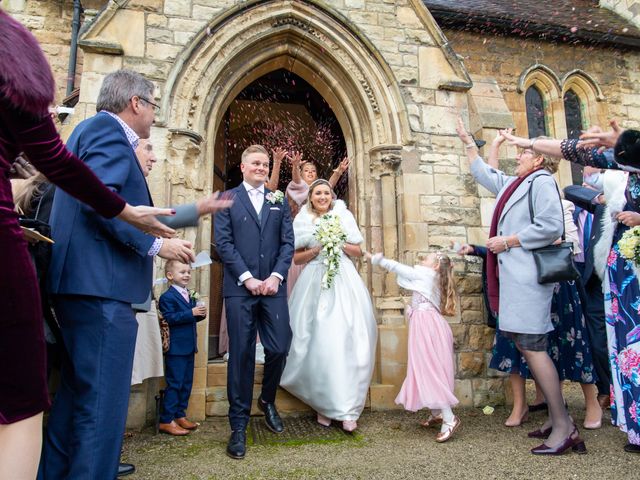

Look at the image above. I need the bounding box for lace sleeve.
[560,139,618,170]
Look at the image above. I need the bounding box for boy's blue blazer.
[158,286,203,355]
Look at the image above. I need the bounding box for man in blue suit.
[214,145,294,459]
[41,70,194,479]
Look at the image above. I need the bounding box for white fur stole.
[593,170,628,281]
[293,200,364,250]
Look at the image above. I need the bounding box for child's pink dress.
[395,291,459,411]
[375,257,458,412]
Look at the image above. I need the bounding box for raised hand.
[579,119,623,149]
[196,191,235,215]
[455,117,473,144]
[494,128,512,145]
[499,130,531,149]
[158,237,195,263]
[287,151,303,168]
[117,204,176,238]
[334,157,350,174]
[272,147,287,164]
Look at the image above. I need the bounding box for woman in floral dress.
[503,129,640,452]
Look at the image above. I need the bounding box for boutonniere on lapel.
[189,290,200,302]
[265,190,285,205]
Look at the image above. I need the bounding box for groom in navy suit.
[214,145,294,459]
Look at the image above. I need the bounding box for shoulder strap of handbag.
[527,174,566,242]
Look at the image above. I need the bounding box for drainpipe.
[66,0,82,96]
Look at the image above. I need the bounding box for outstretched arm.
[288,150,303,185]
[500,131,564,158]
[328,157,350,189]
[265,147,286,191]
[455,117,479,166]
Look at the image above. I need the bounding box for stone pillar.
[368,144,408,409]
[165,128,210,422]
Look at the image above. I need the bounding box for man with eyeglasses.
[41,70,195,479]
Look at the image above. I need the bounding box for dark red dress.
[0,11,126,424]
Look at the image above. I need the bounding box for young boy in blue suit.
[158,260,206,435]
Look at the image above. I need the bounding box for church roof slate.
[423,0,640,48]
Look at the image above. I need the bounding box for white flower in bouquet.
[314,213,347,289]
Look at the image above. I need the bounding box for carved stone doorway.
[208,69,348,360]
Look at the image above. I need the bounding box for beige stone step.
[205,385,313,416]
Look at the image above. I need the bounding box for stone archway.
[162,0,412,417]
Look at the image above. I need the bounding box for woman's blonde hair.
[306,179,335,214]
[13,172,48,215]
[436,253,458,316]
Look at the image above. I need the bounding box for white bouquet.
[314,213,347,289]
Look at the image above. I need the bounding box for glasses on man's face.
[137,96,160,112]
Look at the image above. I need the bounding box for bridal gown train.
[280,201,377,421]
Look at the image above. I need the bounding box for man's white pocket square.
[270,207,281,210]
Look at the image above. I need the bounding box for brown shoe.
[598,395,610,410]
[175,417,200,430]
[159,421,190,436]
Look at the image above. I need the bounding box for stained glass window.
[564,89,585,184]
[525,86,547,138]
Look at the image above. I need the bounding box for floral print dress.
[562,139,640,446]
[489,280,596,384]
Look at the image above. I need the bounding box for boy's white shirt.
[171,284,189,299]
[377,257,441,312]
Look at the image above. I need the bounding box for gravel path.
[122,384,636,479]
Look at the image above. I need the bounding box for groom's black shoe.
[258,396,284,433]
[226,430,246,460]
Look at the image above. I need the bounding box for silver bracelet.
[529,137,538,150]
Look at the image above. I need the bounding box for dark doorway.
[208,69,348,360]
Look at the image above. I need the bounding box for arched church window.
[564,89,584,184]
[525,86,548,138]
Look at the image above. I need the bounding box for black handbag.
[528,176,580,284]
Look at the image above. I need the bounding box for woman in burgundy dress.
[0,11,175,479]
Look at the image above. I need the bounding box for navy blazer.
[158,286,203,356]
[564,185,605,281]
[214,184,294,297]
[48,112,156,304]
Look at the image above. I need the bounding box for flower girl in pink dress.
[370,251,460,442]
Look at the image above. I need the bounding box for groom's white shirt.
[237,181,283,285]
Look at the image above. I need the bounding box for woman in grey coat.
[456,119,585,455]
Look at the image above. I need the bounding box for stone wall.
[444,29,640,133]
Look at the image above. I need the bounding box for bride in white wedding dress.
[280,179,377,432]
